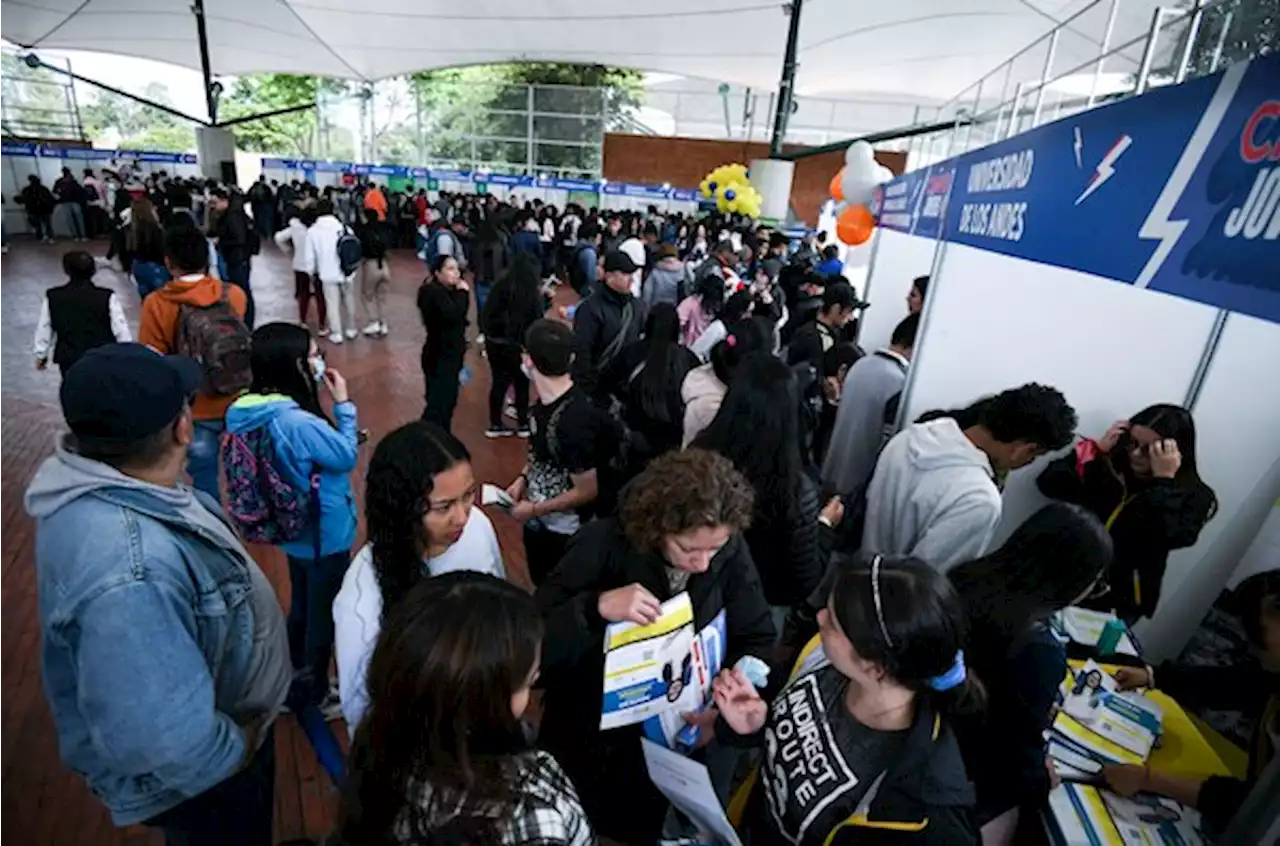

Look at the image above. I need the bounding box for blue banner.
[936,54,1279,324]
[3,141,38,157]
[875,163,953,240]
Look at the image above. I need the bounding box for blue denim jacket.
[25,439,282,825]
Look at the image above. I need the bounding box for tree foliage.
[79,82,196,152]
[1166,0,1276,78]
[1,53,83,139]
[219,74,355,158]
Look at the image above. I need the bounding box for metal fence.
[0,52,84,141]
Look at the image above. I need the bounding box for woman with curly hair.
[535,448,776,843]
[332,421,505,736]
[335,572,594,846]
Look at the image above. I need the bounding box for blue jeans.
[186,420,223,500]
[285,551,350,786]
[61,203,85,239]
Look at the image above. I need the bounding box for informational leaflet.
[1047,783,1204,845]
[642,739,743,846]
[601,592,728,744]
[1053,608,1139,657]
[1051,661,1163,766]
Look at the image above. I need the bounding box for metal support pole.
[1175,0,1206,84]
[962,80,983,151]
[1004,82,1025,139]
[1088,0,1121,107]
[1032,29,1060,128]
[769,0,805,156]
[1134,8,1167,95]
[191,0,218,124]
[1183,310,1229,409]
[526,85,535,175]
[415,85,424,168]
[1208,9,1233,74]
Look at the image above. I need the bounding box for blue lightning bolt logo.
[1073,127,1083,169]
[1075,135,1133,205]
[1134,63,1247,289]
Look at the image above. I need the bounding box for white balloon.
[844,140,875,167]
[841,169,878,206]
[875,164,894,183]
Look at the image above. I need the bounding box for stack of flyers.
[1048,661,1163,770]
[1047,783,1204,845]
[1051,607,1139,657]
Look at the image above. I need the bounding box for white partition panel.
[1136,314,1280,660]
[903,244,1222,550]
[858,228,937,353]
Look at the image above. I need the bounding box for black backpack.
[336,226,363,276]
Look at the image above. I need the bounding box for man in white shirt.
[305,199,359,344]
[274,207,326,330]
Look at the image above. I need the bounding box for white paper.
[641,739,743,846]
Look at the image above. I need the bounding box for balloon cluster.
[699,163,763,219]
[829,141,894,245]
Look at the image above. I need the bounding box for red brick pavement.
[1,238,539,845]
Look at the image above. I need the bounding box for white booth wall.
[898,241,1280,660]
[857,228,937,353]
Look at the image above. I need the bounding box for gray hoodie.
[860,418,1001,571]
[642,256,688,310]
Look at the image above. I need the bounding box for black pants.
[523,523,572,586]
[146,726,275,846]
[487,341,529,428]
[224,258,255,329]
[423,357,462,430]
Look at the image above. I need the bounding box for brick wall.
[602,134,906,225]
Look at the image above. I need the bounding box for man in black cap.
[24,344,290,846]
[570,250,644,403]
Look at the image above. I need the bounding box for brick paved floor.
[2,237,538,845]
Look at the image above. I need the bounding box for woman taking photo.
[948,503,1112,844]
[223,322,357,784]
[693,352,829,618]
[336,572,594,845]
[608,302,699,457]
[481,251,544,438]
[332,421,504,734]
[417,254,471,430]
[715,554,981,846]
[536,449,775,843]
[1037,403,1217,622]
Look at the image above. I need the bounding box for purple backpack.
[220,426,317,547]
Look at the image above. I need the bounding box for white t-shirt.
[332,506,505,735]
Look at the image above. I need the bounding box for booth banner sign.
[3,142,38,157]
[671,188,699,202]
[877,164,955,239]
[941,54,1280,324]
[603,182,670,200]
[484,173,535,187]
[3,143,195,164]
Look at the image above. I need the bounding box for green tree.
[1164,0,1277,79]
[220,74,353,157]
[1,53,82,139]
[79,82,195,151]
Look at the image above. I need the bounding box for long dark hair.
[708,316,768,385]
[631,302,690,426]
[1122,404,1218,520]
[365,422,471,623]
[949,503,1112,661]
[248,322,328,423]
[338,572,543,845]
[482,251,542,343]
[830,553,984,714]
[694,352,804,527]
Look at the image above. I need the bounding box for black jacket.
[606,340,699,458]
[722,655,978,846]
[1037,451,1214,620]
[570,286,643,400]
[358,224,387,265]
[417,280,469,368]
[953,625,1064,824]
[215,206,256,265]
[19,183,56,214]
[535,517,775,838]
[743,471,825,609]
[480,278,544,346]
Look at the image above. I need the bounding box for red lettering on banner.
[1240,101,1280,164]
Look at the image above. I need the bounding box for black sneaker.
[486,425,515,438]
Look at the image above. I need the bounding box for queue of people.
[20,181,1269,846]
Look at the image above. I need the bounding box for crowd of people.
[19,173,1276,846]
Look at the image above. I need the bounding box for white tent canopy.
[3,0,1164,113]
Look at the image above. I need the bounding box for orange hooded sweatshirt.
[138,274,248,421]
[363,185,388,222]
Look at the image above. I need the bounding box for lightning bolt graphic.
[1075,135,1133,205]
[1073,127,1083,169]
[1134,62,1247,289]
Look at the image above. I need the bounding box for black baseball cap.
[603,251,639,274]
[61,344,203,441]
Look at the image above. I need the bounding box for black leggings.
[487,340,529,428]
[423,357,462,430]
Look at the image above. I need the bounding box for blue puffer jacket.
[224,393,359,559]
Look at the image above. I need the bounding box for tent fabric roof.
[3,0,1163,103]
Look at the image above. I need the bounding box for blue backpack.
[419,226,447,267]
[220,426,318,548]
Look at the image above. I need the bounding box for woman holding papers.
[1036,404,1217,622]
[535,449,775,844]
[336,572,595,845]
[715,554,981,845]
[1103,568,1280,835]
[948,503,1113,845]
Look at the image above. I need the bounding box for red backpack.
[175,282,252,395]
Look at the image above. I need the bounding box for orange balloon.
[836,204,875,245]
[829,168,845,201]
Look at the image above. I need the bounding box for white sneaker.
[363,321,382,336]
[328,332,344,344]
[344,328,358,340]
[378,321,389,336]
[44,238,54,244]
